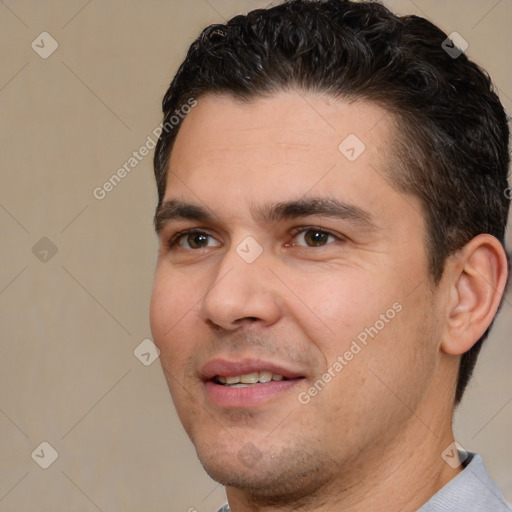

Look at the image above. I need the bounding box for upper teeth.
[217,372,284,385]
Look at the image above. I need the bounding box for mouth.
[212,371,287,387]
[201,359,305,408]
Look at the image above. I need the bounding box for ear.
[441,234,509,356]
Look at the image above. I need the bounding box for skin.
[150,91,508,511]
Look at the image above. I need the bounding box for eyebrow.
[254,198,378,229]
[154,197,378,233]
[154,200,215,232]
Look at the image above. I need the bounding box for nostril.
[232,317,263,329]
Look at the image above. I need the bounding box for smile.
[213,372,286,387]
[201,359,305,408]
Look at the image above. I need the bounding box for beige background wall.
[0,1,510,511]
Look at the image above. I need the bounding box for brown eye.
[175,231,220,249]
[292,228,337,247]
[187,233,208,248]
[304,229,331,246]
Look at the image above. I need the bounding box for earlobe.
[441,234,508,356]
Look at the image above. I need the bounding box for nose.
[199,244,282,331]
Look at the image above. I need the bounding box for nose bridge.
[200,240,280,329]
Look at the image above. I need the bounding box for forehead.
[169,91,393,175]
[163,91,416,228]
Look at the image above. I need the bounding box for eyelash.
[287,226,341,247]
[165,226,342,250]
[165,228,211,250]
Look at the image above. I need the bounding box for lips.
[200,358,305,381]
[200,358,306,408]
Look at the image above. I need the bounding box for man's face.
[150,91,444,498]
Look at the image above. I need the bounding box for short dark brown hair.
[153,0,510,404]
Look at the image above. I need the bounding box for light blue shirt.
[216,452,511,511]
[418,452,511,511]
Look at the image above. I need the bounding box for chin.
[196,440,333,505]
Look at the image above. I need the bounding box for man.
[149,1,511,510]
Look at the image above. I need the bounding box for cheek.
[295,271,392,350]
[354,284,439,406]
[150,275,200,413]
[149,267,200,353]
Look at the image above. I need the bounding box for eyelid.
[287,226,344,246]
[166,228,220,249]
[289,225,338,235]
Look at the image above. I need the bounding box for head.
[150,0,509,505]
